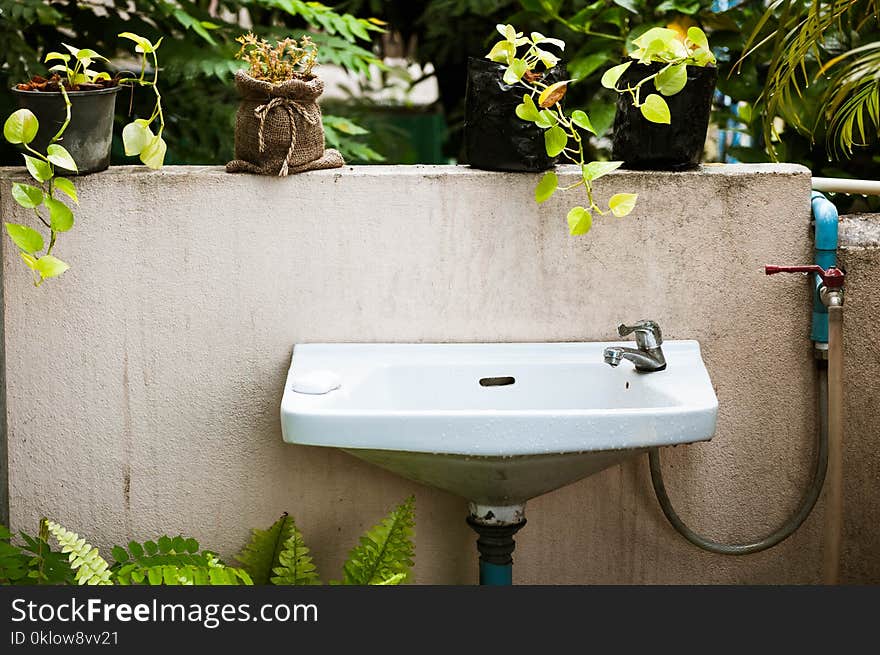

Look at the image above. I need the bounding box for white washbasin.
[280,342,717,505]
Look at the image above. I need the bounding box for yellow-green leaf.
[544,125,568,157]
[655,63,687,97]
[535,171,558,203]
[502,58,528,85]
[35,255,70,279]
[20,252,39,270]
[571,110,595,134]
[119,32,154,53]
[44,197,74,232]
[515,94,542,122]
[11,183,44,209]
[567,207,592,235]
[609,193,638,217]
[54,177,78,204]
[486,41,514,64]
[582,160,622,182]
[686,27,709,51]
[535,110,556,129]
[23,155,52,183]
[5,223,44,253]
[4,109,39,145]
[46,144,78,172]
[640,94,671,124]
[122,121,153,156]
[140,135,167,169]
[600,62,631,90]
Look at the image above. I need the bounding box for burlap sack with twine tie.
[226,70,344,176]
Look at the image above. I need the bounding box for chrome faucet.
[603,320,667,372]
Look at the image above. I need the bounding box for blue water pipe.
[479,561,512,585]
[811,191,839,346]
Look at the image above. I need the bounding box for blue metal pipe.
[479,561,513,585]
[810,192,839,345]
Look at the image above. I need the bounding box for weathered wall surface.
[1,164,877,584]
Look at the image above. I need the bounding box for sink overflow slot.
[479,376,515,387]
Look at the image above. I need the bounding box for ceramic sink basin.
[280,342,718,505]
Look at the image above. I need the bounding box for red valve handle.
[764,264,845,289]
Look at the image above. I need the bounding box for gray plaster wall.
[0,164,877,583]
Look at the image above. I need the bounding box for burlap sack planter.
[226,70,343,176]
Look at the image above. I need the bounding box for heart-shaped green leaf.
[640,94,671,124]
[535,110,557,129]
[23,155,52,183]
[140,134,167,169]
[5,223,44,254]
[600,62,631,90]
[582,160,622,182]
[571,110,595,134]
[46,144,78,172]
[44,52,71,64]
[515,94,541,122]
[53,177,78,204]
[534,171,558,203]
[119,32,154,53]
[11,183,44,209]
[544,125,568,157]
[502,58,528,85]
[122,121,153,156]
[609,192,638,217]
[686,26,709,51]
[655,63,687,96]
[567,207,592,235]
[486,40,514,64]
[34,255,70,279]
[44,197,74,232]
[4,109,39,145]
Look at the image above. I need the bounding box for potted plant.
[480,25,637,235]
[2,32,165,286]
[10,33,166,174]
[464,27,568,172]
[601,26,717,170]
[226,33,344,176]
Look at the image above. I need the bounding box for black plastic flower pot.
[611,62,717,171]
[463,57,567,172]
[11,85,122,175]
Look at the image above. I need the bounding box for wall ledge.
[840,213,880,249]
[0,162,812,183]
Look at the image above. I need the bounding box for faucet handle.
[617,320,663,349]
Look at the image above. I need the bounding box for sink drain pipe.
[466,503,526,585]
[648,192,845,579]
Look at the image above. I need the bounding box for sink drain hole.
[479,376,515,387]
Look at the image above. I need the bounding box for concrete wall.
[1,164,877,584]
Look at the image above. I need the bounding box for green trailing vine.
[118,33,167,169]
[2,94,76,286]
[486,25,637,236]
[236,496,416,586]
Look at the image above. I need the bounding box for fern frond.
[271,523,320,585]
[46,521,112,586]
[341,496,415,585]
[236,513,320,585]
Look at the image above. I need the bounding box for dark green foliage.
[0,522,75,585]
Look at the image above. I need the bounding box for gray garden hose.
[648,363,829,555]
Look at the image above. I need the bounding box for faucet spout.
[603,320,667,372]
[603,347,666,372]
